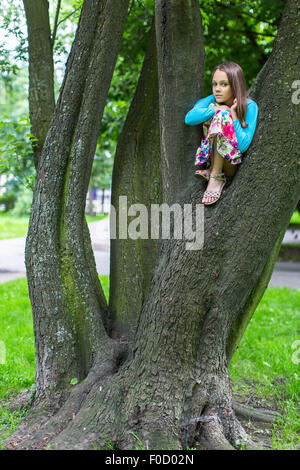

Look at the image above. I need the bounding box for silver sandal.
[202,172,226,205]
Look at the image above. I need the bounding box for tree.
[4,0,300,450]
[23,0,56,169]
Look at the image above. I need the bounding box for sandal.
[194,168,211,181]
[202,172,226,205]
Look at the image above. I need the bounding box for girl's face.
[212,70,234,106]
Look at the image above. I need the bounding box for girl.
[185,61,258,205]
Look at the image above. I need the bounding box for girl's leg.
[210,136,237,177]
[202,136,237,204]
[223,159,238,178]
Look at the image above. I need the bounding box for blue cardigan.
[185,94,258,153]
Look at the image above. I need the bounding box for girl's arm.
[185,94,216,125]
[232,100,259,153]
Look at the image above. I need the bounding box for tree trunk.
[23,0,56,170]
[155,0,205,205]
[109,18,161,339]
[4,0,300,451]
[24,0,130,407]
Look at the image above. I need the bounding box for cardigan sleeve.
[233,100,258,153]
[185,94,216,125]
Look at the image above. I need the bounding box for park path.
[0,218,299,288]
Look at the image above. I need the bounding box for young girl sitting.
[185,61,258,205]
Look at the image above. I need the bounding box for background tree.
[3,0,300,451]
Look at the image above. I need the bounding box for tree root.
[198,411,235,450]
[4,346,271,451]
[3,338,125,450]
[232,400,280,424]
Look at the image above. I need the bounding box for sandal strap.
[203,190,222,197]
[210,172,226,181]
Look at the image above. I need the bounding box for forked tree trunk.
[5,0,300,451]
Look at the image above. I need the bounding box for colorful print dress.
[194,102,242,168]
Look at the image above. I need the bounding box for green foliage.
[0,189,16,211]
[199,0,286,93]
[0,74,36,201]
[0,0,27,75]
[0,0,287,194]
[0,115,35,180]
[10,186,33,217]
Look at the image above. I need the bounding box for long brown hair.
[212,61,251,128]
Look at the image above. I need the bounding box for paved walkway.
[0,218,299,288]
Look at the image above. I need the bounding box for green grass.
[0,279,299,449]
[0,275,109,444]
[290,211,300,226]
[0,212,108,239]
[229,286,300,449]
[0,213,29,239]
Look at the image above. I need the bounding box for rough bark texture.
[24,0,129,405]
[155,0,205,204]
[109,19,161,339]
[4,0,300,452]
[23,0,55,169]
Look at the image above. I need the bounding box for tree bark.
[109,18,161,339]
[4,0,300,451]
[23,0,56,170]
[155,0,205,205]
[24,0,130,407]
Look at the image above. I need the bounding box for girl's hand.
[229,98,238,121]
[230,98,238,113]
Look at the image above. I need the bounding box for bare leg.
[210,136,238,178]
[202,136,237,204]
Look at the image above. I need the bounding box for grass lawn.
[0,212,108,239]
[290,211,300,227]
[0,276,299,449]
[229,287,300,449]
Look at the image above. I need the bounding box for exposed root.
[4,338,126,450]
[181,371,259,450]
[198,409,235,450]
[3,344,268,451]
[233,400,280,424]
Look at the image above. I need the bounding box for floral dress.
[194,102,242,168]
